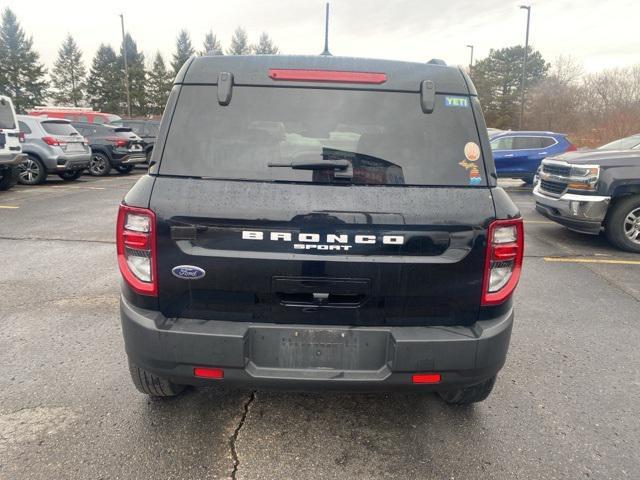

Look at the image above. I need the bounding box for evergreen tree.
[0,8,48,112]
[471,45,548,129]
[172,29,195,74]
[252,32,279,55]
[146,52,173,115]
[227,27,251,55]
[86,44,121,113]
[51,34,86,106]
[119,33,146,115]
[201,31,223,55]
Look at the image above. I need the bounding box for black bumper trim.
[120,296,513,390]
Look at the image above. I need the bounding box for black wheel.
[438,375,496,405]
[605,195,640,253]
[128,361,186,397]
[88,152,112,176]
[0,166,19,191]
[18,155,47,185]
[58,170,83,181]
[115,165,133,174]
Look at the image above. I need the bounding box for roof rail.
[427,59,447,66]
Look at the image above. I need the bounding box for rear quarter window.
[159,86,487,187]
[0,102,16,129]
[42,122,78,136]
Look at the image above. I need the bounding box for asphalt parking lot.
[1,172,639,480]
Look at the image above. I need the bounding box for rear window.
[42,121,78,136]
[159,86,486,187]
[0,101,16,129]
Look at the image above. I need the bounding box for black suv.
[72,122,146,176]
[115,119,160,162]
[118,55,523,404]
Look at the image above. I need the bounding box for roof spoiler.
[427,59,447,66]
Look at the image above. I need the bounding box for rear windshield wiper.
[268,159,353,179]
[268,159,350,170]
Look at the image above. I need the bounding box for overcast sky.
[6,0,640,74]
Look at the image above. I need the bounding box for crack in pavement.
[229,391,256,480]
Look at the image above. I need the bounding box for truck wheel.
[128,361,186,397]
[438,375,496,405]
[0,166,18,191]
[18,155,47,185]
[88,152,112,176]
[605,195,640,253]
[58,170,83,181]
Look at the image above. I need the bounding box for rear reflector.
[193,367,224,379]
[411,373,441,384]
[268,69,387,84]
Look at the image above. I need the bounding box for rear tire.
[88,152,111,176]
[18,155,47,185]
[58,170,83,181]
[128,361,186,397]
[115,165,133,174]
[438,375,497,405]
[605,195,640,253]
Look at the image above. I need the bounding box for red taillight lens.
[268,68,387,84]
[116,204,157,296]
[18,132,25,143]
[107,137,127,148]
[193,367,224,379]
[481,218,524,306]
[42,136,65,146]
[566,143,577,152]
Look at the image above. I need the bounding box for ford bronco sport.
[118,55,524,404]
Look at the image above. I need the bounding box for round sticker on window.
[464,142,481,162]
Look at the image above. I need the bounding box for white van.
[0,96,23,191]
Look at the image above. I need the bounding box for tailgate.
[151,177,495,327]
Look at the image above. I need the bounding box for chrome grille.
[542,163,571,177]
[540,179,567,196]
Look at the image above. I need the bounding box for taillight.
[42,136,66,146]
[481,218,524,306]
[268,68,387,84]
[18,132,25,143]
[566,143,577,152]
[107,137,127,148]
[116,205,157,296]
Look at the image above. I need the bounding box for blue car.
[489,131,576,184]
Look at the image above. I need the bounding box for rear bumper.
[0,152,25,167]
[54,153,90,171]
[112,152,147,166]
[121,296,514,391]
[533,185,610,235]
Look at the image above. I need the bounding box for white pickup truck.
[0,96,25,191]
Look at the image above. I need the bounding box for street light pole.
[519,5,531,129]
[120,13,132,117]
[466,44,474,74]
[320,2,331,56]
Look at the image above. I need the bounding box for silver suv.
[17,115,91,184]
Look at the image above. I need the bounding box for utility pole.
[519,5,531,129]
[120,13,132,117]
[466,44,474,74]
[320,3,331,56]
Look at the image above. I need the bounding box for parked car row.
[489,127,640,253]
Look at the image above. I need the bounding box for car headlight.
[567,165,599,191]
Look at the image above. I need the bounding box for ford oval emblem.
[171,265,206,280]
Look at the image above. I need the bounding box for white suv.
[0,96,24,191]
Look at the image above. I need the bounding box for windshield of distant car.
[598,136,640,150]
[0,100,16,130]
